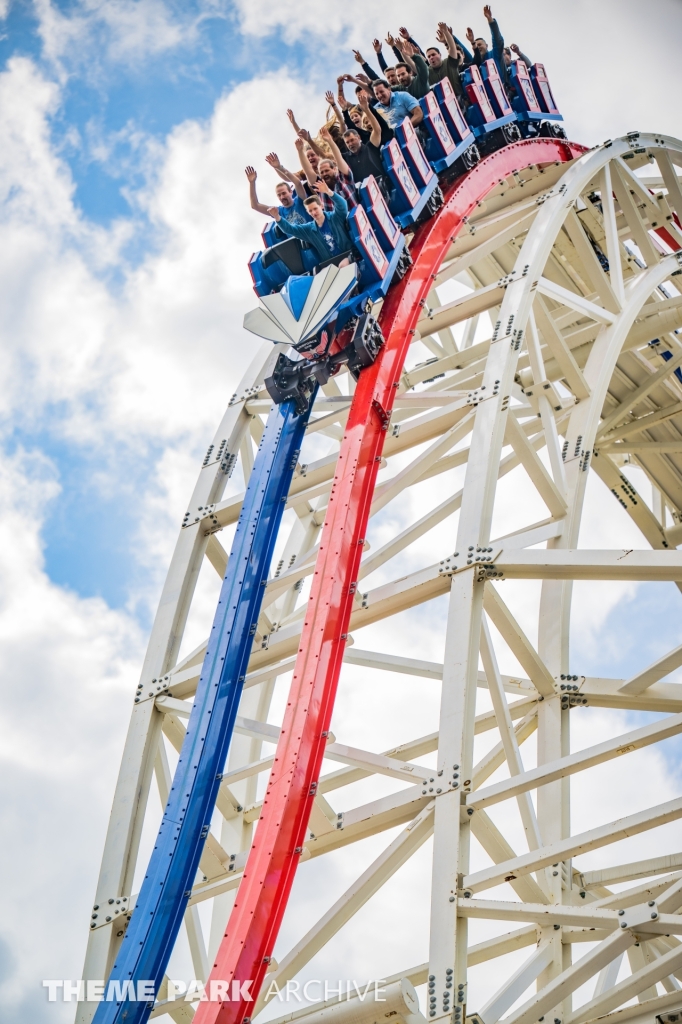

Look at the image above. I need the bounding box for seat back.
[394,117,436,189]
[261,237,308,276]
[509,60,542,115]
[431,78,474,145]
[419,91,456,162]
[463,63,497,126]
[480,58,513,118]
[530,63,560,115]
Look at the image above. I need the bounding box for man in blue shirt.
[371,79,423,130]
[267,181,354,267]
[245,163,310,227]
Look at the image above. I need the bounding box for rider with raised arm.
[245,163,310,226]
[267,180,354,266]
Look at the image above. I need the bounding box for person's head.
[384,66,399,87]
[355,84,373,105]
[456,46,467,64]
[275,182,294,207]
[395,62,413,86]
[474,36,488,56]
[305,146,320,171]
[372,79,391,104]
[318,158,339,185]
[303,194,324,223]
[348,105,363,127]
[502,45,512,66]
[426,46,442,69]
[343,129,362,154]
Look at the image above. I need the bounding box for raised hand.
[436,23,445,44]
[264,152,281,169]
[466,26,475,44]
[294,137,305,151]
[356,72,371,85]
[266,206,281,220]
[510,43,520,53]
[313,179,333,197]
[399,26,411,40]
[401,39,415,56]
[357,91,370,110]
[297,128,312,142]
[385,31,397,47]
[483,5,493,21]
[325,90,336,105]
[352,49,365,64]
[245,165,257,182]
[286,108,296,124]
[372,38,382,53]
[319,125,331,140]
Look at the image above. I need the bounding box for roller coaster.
[76,44,682,1024]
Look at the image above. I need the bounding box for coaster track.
[79,131,682,1024]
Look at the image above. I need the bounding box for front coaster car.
[265,313,385,414]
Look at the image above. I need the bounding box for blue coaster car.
[509,60,564,131]
[463,61,519,142]
[381,126,440,228]
[420,81,479,173]
[530,63,563,119]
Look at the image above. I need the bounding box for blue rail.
[93,396,314,1024]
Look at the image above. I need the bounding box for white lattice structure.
[79,135,682,1024]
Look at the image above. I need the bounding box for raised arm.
[386,32,403,64]
[396,38,417,75]
[467,26,484,65]
[357,92,382,148]
[286,108,302,135]
[372,39,388,72]
[352,49,379,81]
[398,27,425,57]
[319,125,351,177]
[298,128,325,160]
[267,150,307,201]
[264,152,290,183]
[325,91,346,131]
[245,166,270,216]
[454,33,474,63]
[484,5,505,54]
[437,22,459,60]
[296,139,317,186]
[411,48,431,92]
[337,74,351,110]
[511,43,533,67]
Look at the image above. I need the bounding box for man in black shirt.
[341,93,388,193]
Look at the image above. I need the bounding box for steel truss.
[79,134,682,1024]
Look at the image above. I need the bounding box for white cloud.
[0,446,144,1020]
[32,0,223,73]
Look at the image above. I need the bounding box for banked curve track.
[80,133,682,1024]
[193,138,586,1024]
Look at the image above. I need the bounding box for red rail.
[196,138,586,1024]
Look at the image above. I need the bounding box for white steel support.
[80,136,682,1024]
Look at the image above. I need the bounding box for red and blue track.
[91,132,585,1024]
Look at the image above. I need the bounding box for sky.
[1,0,682,1021]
